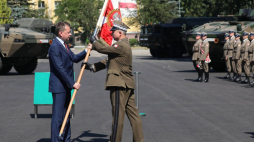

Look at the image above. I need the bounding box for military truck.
[0,18,56,74]
[181,9,253,71]
[140,17,236,58]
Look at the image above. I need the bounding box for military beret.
[242,31,249,36]
[229,29,235,33]
[110,21,130,32]
[250,32,254,36]
[225,33,230,38]
[196,32,201,36]
[201,32,207,36]
[235,33,241,37]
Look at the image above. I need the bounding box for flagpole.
[93,0,109,36]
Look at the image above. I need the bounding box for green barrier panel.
[33,72,75,118]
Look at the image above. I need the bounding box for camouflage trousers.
[199,61,209,72]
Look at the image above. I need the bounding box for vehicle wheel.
[156,49,167,58]
[0,57,12,75]
[14,58,38,74]
[150,49,157,57]
[212,63,226,72]
[171,44,183,58]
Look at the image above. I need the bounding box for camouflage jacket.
[232,39,241,60]
[192,39,202,61]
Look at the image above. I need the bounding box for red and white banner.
[119,0,137,17]
[97,0,122,45]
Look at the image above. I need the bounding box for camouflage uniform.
[192,32,202,81]
[232,33,241,81]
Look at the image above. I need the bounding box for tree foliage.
[181,0,253,17]
[129,0,178,26]
[54,0,103,38]
[0,0,12,24]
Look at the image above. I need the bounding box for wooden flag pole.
[59,49,91,139]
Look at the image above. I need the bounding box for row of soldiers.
[192,32,210,83]
[223,30,254,84]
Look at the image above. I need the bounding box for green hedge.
[129,38,139,46]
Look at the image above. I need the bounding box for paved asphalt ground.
[1,48,254,142]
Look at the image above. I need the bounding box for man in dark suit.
[48,21,90,142]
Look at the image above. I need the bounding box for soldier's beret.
[229,29,235,33]
[250,32,254,36]
[225,33,230,38]
[242,31,249,36]
[110,21,130,32]
[196,32,201,36]
[201,32,207,36]
[235,33,241,37]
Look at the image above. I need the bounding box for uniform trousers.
[199,61,209,72]
[110,87,144,142]
[192,60,199,72]
[225,58,232,72]
[231,60,238,74]
[236,59,242,74]
[245,60,254,76]
[51,92,71,142]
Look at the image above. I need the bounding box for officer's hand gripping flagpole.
[58,49,91,140]
[58,0,108,140]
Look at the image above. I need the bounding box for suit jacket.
[48,37,87,93]
[199,39,209,61]
[227,36,235,58]
[192,39,202,61]
[92,37,135,90]
[223,40,229,58]
[232,40,241,60]
[241,39,250,60]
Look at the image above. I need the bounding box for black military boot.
[236,73,241,82]
[200,69,204,82]
[244,76,250,84]
[231,73,236,81]
[195,69,201,81]
[203,72,209,83]
[224,72,230,79]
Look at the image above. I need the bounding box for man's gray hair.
[55,21,71,36]
[121,30,126,36]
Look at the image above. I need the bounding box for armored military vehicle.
[0,18,55,75]
[181,9,253,71]
[140,17,236,58]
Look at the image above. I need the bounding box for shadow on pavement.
[0,72,34,76]
[245,132,254,138]
[30,114,52,118]
[71,130,108,142]
[37,138,50,142]
[134,56,192,62]
[185,79,198,82]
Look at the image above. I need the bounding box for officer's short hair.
[55,21,71,36]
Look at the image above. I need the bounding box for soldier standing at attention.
[228,29,235,80]
[82,21,144,142]
[223,33,230,79]
[238,32,250,83]
[232,33,241,82]
[199,32,210,82]
[192,32,202,81]
[248,32,254,85]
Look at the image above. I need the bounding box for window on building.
[38,1,45,8]
[55,1,61,9]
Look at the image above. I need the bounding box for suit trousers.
[199,61,209,72]
[192,60,199,72]
[226,58,232,72]
[231,60,237,74]
[110,87,144,142]
[51,92,71,142]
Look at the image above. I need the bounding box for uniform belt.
[228,49,233,50]
[249,52,253,54]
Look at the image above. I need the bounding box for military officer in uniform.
[199,32,210,82]
[192,32,202,81]
[237,32,250,83]
[223,33,231,79]
[228,29,235,80]
[82,21,144,142]
[248,32,254,85]
[232,33,241,82]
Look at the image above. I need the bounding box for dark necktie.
[64,43,69,53]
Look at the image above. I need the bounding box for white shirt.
[56,37,67,50]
